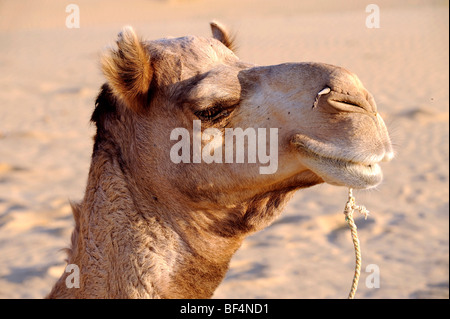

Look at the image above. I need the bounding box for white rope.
[343,188,369,299]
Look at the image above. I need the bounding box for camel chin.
[300,152,383,189]
[291,135,385,189]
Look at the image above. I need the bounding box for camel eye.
[194,103,233,122]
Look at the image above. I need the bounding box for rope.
[343,188,369,299]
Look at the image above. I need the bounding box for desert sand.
[0,0,448,299]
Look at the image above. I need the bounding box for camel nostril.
[325,92,374,114]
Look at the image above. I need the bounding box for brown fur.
[47,23,393,299]
[210,21,237,52]
[101,26,152,112]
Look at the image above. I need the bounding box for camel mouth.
[291,135,384,189]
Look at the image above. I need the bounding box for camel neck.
[48,146,243,298]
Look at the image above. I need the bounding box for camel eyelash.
[194,102,236,122]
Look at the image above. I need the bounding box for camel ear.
[210,21,236,52]
[101,26,152,112]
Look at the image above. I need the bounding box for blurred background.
[0,0,448,298]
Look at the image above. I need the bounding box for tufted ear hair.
[101,26,152,112]
[210,21,236,52]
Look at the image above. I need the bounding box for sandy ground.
[0,0,448,299]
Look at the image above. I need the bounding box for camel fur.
[47,22,393,298]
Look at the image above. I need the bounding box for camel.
[47,22,393,299]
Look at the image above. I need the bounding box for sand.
[0,0,448,299]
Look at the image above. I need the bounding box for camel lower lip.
[295,145,383,189]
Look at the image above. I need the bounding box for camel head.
[97,22,393,231]
[45,22,397,299]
